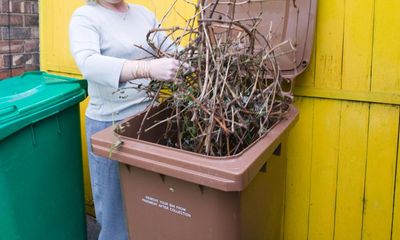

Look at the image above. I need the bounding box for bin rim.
[91,105,298,191]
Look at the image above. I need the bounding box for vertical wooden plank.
[308,99,341,240]
[341,0,374,91]
[284,97,314,240]
[295,45,316,88]
[50,0,61,71]
[393,129,400,240]
[362,104,399,240]
[334,102,369,240]
[39,0,55,71]
[62,1,84,72]
[58,0,67,69]
[314,0,344,89]
[39,0,46,70]
[371,0,400,92]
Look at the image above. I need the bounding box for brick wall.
[0,0,39,80]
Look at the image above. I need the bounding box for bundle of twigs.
[118,0,295,156]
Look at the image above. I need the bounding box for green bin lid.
[0,71,87,140]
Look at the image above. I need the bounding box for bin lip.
[91,105,298,191]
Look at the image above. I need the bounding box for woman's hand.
[121,58,187,82]
[148,58,180,81]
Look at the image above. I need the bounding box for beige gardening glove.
[148,58,180,81]
[120,58,180,82]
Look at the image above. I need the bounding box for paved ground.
[86,215,100,240]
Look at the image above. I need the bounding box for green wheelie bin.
[0,71,87,240]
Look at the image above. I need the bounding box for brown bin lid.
[204,0,317,79]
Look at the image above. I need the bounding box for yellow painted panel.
[393,130,400,240]
[60,2,82,71]
[341,0,374,91]
[41,0,56,71]
[308,99,341,240]
[284,97,314,240]
[362,104,399,240]
[295,46,316,88]
[371,0,400,92]
[39,0,49,71]
[314,1,344,89]
[334,102,369,240]
[40,0,83,74]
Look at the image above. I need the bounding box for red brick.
[24,39,37,52]
[0,69,11,79]
[0,15,7,26]
[2,53,10,68]
[31,26,38,38]
[10,40,24,52]
[0,1,8,13]
[12,53,34,66]
[0,53,4,68]
[0,44,11,55]
[32,52,38,65]
[24,53,32,64]
[0,14,23,26]
[11,66,24,76]
[24,14,37,26]
[0,27,9,40]
[10,14,23,26]
[24,1,38,14]
[24,64,38,71]
[12,53,28,66]
[1,54,19,68]
[9,1,23,13]
[0,40,24,54]
[9,27,31,40]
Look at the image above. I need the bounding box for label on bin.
[142,195,192,218]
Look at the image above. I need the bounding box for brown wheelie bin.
[91,0,317,239]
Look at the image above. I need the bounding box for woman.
[69,0,180,239]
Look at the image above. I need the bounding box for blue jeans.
[86,117,128,240]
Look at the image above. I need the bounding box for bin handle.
[44,78,88,92]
